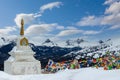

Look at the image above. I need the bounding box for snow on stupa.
[4,19,41,75]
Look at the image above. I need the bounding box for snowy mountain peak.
[0,37,16,47]
[0,37,9,46]
[1,37,6,42]
[63,38,120,60]
[66,39,85,46]
[42,39,57,47]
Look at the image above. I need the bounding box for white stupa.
[4,19,41,75]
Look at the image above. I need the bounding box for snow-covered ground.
[0,68,120,80]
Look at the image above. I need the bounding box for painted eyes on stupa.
[20,37,28,46]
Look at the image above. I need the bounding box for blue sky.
[0,0,120,45]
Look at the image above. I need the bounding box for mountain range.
[0,37,120,70]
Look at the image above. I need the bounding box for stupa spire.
[20,19,24,36]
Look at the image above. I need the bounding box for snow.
[0,37,9,47]
[0,38,4,46]
[65,38,120,58]
[0,68,120,80]
[79,41,99,48]
[0,37,13,47]
[42,43,57,47]
[60,41,99,48]
[7,56,15,62]
[10,46,17,52]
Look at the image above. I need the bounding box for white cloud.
[102,1,120,29]
[28,36,49,45]
[14,2,63,27]
[56,25,64,30]
[76,16,103,26]
[101,13,120,25]
[14,13,36,27]
[0,1,64,46]
[83,30,101,35]
[66,26,77,30]
[40,2,62,13]
[0,26,17,42]
[109,25,120,29]
[104,0,120,5]
[0,26,16,35]
[57,29,101,37]
[77,1,120,30]
[105,2,120,14]
[14,1,64,45]
[29,35,64,46]
[7,35,17,39]
[57,29,83,37]
[25,23,64,35]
